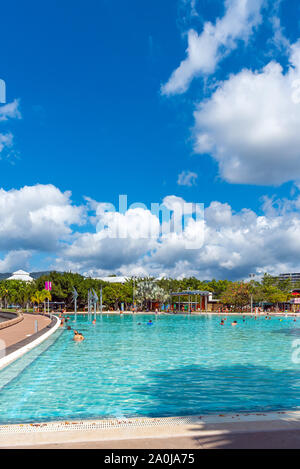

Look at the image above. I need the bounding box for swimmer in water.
[92,319,96,325]
[147,320,153,326]
[73,330,84,342]
[231,321,238,327]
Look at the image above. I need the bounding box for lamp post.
[132,277,136,312]
[249,273,255,314]
[72,288,78,322]
[100,285,103,314]
[187,287,191,315]
[92,289,98,321]
[45,281,52,317]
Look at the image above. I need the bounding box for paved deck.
[0,313,51,350]
[1,412,300,449]
[6,429,300,449]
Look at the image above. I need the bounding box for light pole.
[187,287,191,314]
[72,288,78,322]
[249,273,255,314]
[132,277,136,312]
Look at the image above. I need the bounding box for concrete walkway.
[0,313,51,350]
[6,429,300,449]
[2,411,300,449]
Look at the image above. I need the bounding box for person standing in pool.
[73,330,84,342]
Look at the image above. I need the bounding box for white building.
[94,276,128,284]
[7,270,34,282]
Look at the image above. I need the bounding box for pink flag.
[45,281,52,291]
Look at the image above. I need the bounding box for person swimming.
[73,330,84,342]
[147,320,153,326]
[231,321,238,326]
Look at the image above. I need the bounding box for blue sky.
[1,0,300,279]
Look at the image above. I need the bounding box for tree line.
[0,271,297,311]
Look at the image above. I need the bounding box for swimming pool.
[0,314,300,424]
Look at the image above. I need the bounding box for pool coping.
[0,312,23,331]
[63,311,299,317]
[0,410,300,447]
[0,315,61,371]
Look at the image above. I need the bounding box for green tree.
[31,290,52,312]
[220,282,250,311]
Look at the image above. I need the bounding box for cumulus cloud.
[135,197,300,280]
[194,40,300,185]
[0,250,32,273]
[51,191,300,281]
[61,205,160,271]
[3,184,300,281]
[56,195,204,272]
[177,170,198,186]
[0,184,85,251]
[162,0,264,95]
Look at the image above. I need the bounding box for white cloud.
[0,100,21,122]
[0,250,32,273]
[162,0,264,95]
[0,100,21,160]
[3,185,300,281]
[271,15,290,52]
[53,191,300,281]
[61,206,159,271]
[269,0,290,52]
[194,40,300,185]
[177,170,198,186]
[0,133,13,153]
[139,198,300,280]
[0,184,85,251]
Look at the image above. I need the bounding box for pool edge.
[0,410,300,447]
[0,315,61,371]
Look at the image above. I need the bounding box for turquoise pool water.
[0,314,300,424]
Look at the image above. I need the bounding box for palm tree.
[31,290,52,313]
[0,283,9,309]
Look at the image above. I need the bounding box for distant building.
[94,276,128,284]
[7,270,34,282]
[278,273,300,286]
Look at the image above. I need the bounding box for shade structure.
[171,290,211,313]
